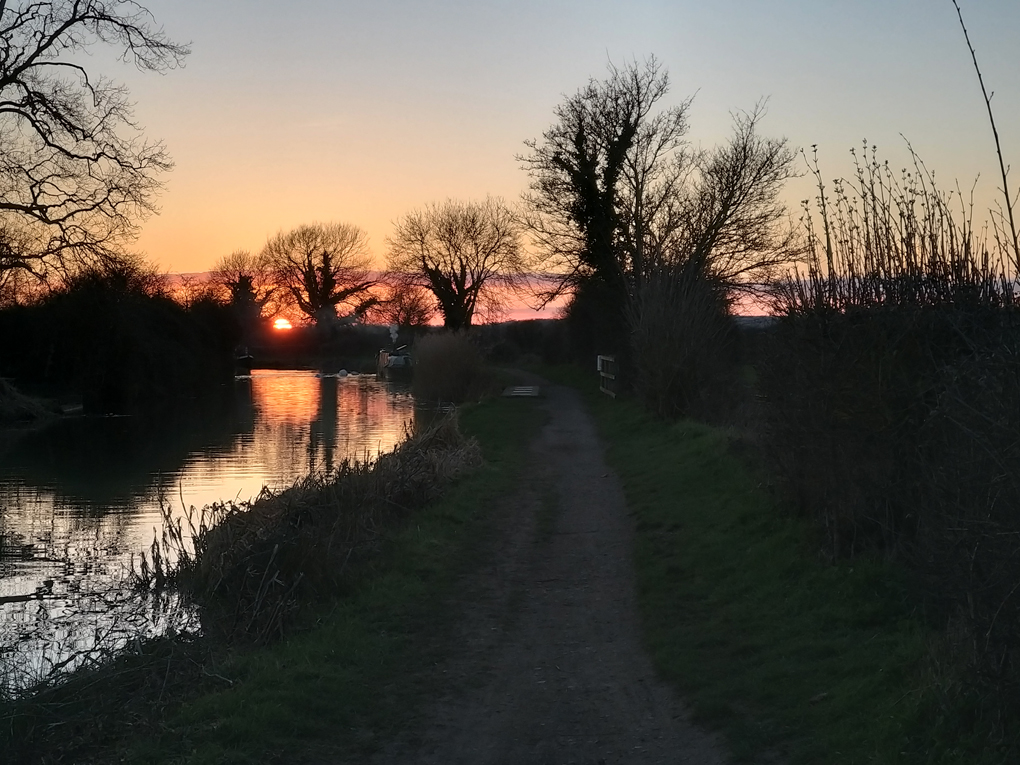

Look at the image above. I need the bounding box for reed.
[137,412,481,643]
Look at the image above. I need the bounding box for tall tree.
[519,57,689,351]
[520,58,687,298]
[521,58,796,357]
[0,1,188,283]
[262,222,376,326]
[211,249,280,342]
[646,103,797,288]
[386,197,526,330]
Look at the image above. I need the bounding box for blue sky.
[115,0,1020,272]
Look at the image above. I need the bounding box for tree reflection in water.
[0,371,414,693]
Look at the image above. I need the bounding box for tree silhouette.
[211,249,280,343]
[387,198,526,330]
[520,58,686,304]
[368,275,436,330]
[263,222,376,326]
[0,1,188,284]
[521,58,795,359]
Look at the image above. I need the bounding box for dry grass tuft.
[137,413,481,643]
[411,331,492,403]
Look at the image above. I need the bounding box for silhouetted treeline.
[0,265,237,413]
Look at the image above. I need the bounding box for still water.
[0,370,415,691]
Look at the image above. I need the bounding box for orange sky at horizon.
[170,270,571,324]
[111,1,1019,305]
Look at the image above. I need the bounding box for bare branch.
[0,1,188,283]
[951,0,1019,273]
[387,197,527,330]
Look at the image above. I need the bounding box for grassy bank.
[543,365,1005,763]
[130,394,543,764]
[1,392,544,765]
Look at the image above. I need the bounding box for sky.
[107,0,1020,275]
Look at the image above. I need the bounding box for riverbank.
[0,388,546,764]
[0,379,55,426]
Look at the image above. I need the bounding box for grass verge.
[109,394,544,764]
[536,363,1001,763]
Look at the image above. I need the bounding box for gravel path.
[370,382,727,765]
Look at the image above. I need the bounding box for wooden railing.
[597,355,618,398]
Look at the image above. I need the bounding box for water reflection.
[0,371,414,691]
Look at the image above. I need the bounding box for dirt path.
[370,382,727,764]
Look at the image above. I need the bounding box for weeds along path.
[370,381,726,765]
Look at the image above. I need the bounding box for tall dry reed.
[137,413,481,643]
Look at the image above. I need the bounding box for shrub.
[478,319,568,366]
[0,262,236,413]
[630,268,740,421]
[410,331,491,403]
[760,145,1020,724]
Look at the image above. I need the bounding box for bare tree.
[387,197,526,331]
[262,222,376,326]
[172,272,214,309]
[0,1,188,283]
[212,250,279,311]
[648,103,797,289]
[628,104,796,415]
[522,60,796,319]
[369,274,436,329]
[520,57,689,303]
[211,249,280,342]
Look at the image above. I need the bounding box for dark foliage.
[0,265,236,413]
[631,269,741,421]
[759,144,1020,730]
[478,319,568,366]
[0,634,215,765]
[562,277,631,364]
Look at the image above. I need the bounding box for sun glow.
[273,318,293,330]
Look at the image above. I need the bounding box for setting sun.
[273,318,293,331]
